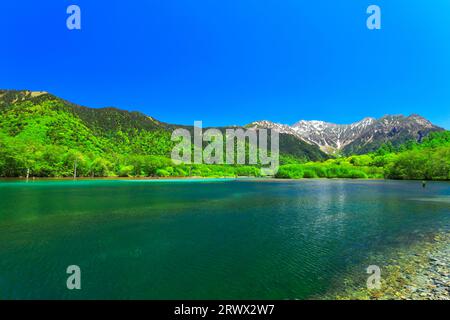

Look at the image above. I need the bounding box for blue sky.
[1,1,449,128]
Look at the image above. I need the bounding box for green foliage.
[235,166,261,177]
[156,169,171,177]
[0,93,448,181]
[275,165,304,179]
[275,163,375,179]
[275,131,450,181]
[118,165,134,177]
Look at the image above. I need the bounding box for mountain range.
[248,115,442,155]
[0,90,444,160]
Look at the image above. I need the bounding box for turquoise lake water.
[0,179,449,299]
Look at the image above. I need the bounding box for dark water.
[0,179,449,300]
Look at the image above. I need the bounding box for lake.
[0,179,449,299]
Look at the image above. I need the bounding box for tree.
[66,150,85,178]
[89,157,112,177]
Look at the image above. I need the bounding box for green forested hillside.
[0,90,448,180]
[275,131,450,180]
[0,90,326,178]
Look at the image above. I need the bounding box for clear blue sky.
[1,1,449,128]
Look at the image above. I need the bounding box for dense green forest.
[0,99,262,178]
[0,91,449,180]
[276,131,450,180]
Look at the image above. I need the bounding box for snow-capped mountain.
[248,115,443,155]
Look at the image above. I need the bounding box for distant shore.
[0,176,243,181]
[0,176,448,182]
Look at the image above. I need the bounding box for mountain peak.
[248,114,442,155]
[1,90,442,156]
[0,89,51,107]
[0,89,48,97]
[407,114,433,125]
[358,117,376,124]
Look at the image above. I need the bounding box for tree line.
[0,99,449,180]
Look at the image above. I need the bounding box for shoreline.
[0,176,244,182]
[330,232,450,300]
[0,176,448,183]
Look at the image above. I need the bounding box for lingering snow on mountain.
[247,120,298,136]
[248,115,442,155]
[291,117,377,153]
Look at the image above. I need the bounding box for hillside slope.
[249,115,443,155]
[274,131,450,181]
[0,90,327,177]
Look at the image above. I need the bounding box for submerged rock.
[329,232,450,300]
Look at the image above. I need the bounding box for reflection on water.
[409,196,450,203]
